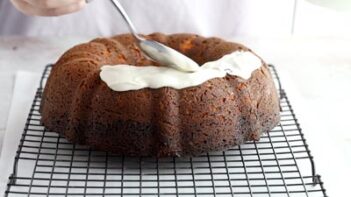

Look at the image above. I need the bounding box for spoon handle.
[110,0,144,41]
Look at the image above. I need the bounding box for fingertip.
[11,0,87,16]
[45,1,86,16]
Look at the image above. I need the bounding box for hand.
[10,0,87,16]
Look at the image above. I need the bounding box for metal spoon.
[110,0,200,72]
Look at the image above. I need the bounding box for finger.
[10,0,86,16]
[38,1,86,16]
[23,0,83,9]
[10,0,36,16]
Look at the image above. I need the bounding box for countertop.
[0,36,350,196]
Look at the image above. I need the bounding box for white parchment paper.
[0,71,40,195]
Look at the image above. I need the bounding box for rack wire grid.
[4,64,327,197]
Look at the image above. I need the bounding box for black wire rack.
[4,64,327,197]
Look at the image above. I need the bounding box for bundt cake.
[39,33,280,157]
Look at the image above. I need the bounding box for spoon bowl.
[139,40,200,72]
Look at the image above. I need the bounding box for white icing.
[100,51,262,92]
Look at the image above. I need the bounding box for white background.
[0,0,351,38]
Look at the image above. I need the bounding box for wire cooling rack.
[4,64,327,197]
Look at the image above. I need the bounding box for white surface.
[0,36,350,196]
[0,71,40,195]
[0,73,13,146]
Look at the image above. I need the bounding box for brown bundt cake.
[40,33,280,157]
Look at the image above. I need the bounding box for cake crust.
[40,33,280,157]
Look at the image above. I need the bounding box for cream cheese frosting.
[100,51,262,91]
